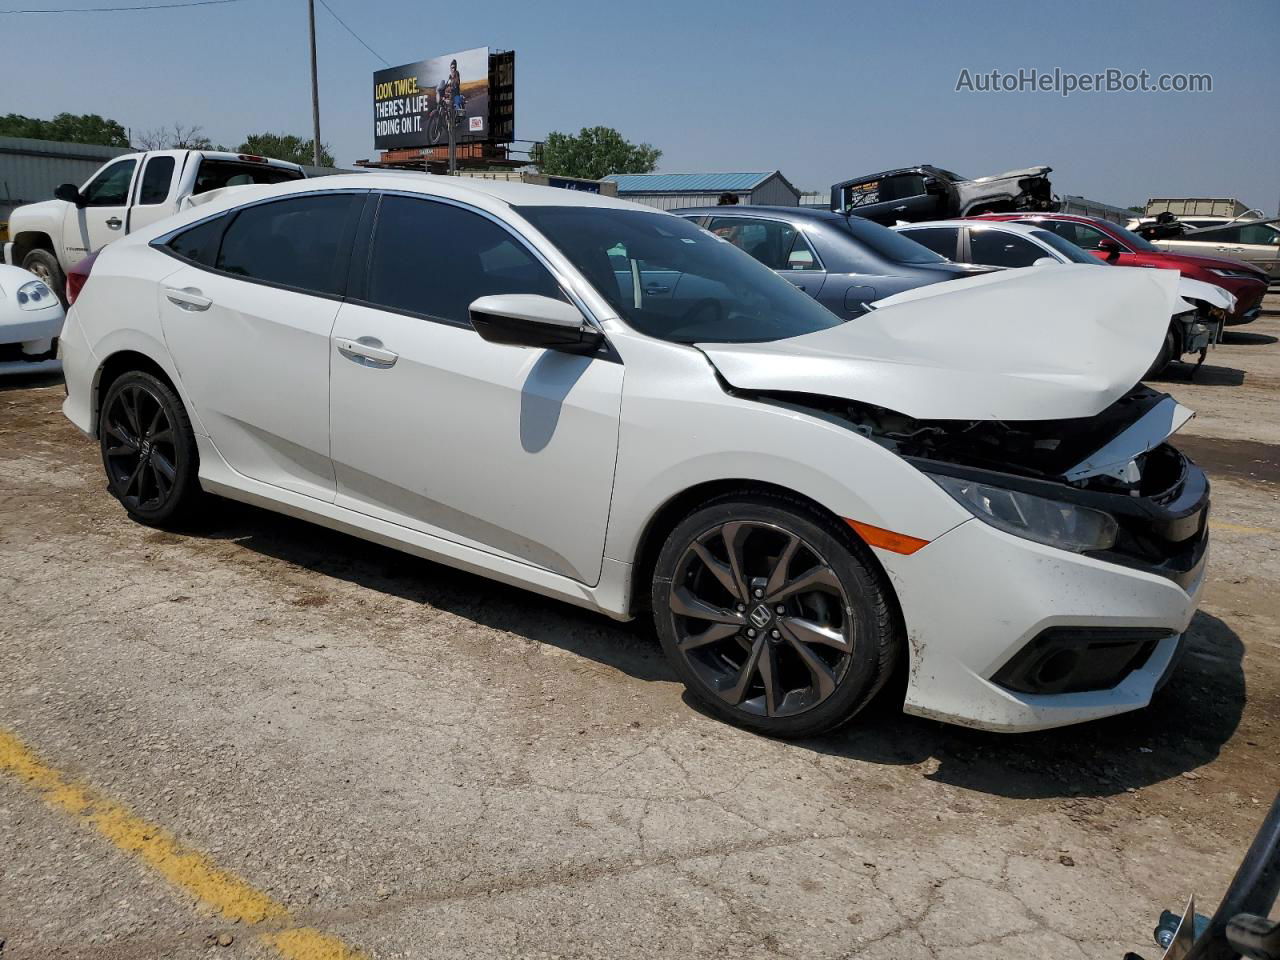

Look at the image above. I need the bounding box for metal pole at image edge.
[307,0,322,167]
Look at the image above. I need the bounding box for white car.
[58,175,1209,737]
[893,219,1234,373]
[0,263,64,375]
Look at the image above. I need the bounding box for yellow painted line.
[0,728,366,960]
[1210,520,1276,536]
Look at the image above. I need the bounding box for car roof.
[895,219,1047,236]
[672,205,856,225]
[192,172,653,212]
[830,165,939,188]
[974,212,1108,224]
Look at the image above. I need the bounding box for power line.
[315,0,388,66]
[1,0,243,11]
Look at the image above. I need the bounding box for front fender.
[601,330,970,566]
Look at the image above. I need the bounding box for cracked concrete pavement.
[0,304,1277,959]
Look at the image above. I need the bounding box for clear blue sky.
[7,0,1278,211]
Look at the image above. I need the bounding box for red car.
[972,213,1269,324]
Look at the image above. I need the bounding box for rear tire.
[22,249,67,308]
[99,371,203,527]
[651,492,901,738]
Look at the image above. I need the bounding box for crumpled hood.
[968,165,1051,183]
[1176,275,1235,312]
[699,264,1180,422]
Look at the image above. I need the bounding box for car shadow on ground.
[195,500,1243,801]
[1153,362,1246,386]
[195,498,675,683]
[0,371,63,393]
[1221,330,1278,346]
[795,610,1244,799]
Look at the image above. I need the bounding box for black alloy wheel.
[100,371,201,526]
[652,495,899,737]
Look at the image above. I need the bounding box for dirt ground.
[0,302,1277,960]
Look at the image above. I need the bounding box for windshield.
[842,216,947,264]
[515,206,846,344]
[1105,221,1158,252]
[1029,229,1105,265]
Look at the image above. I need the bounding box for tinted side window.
[901,227,958,259]
[707,217,800,271]
[81,159,136,207]
[1237,224,1279,245]
[364,195,562,324]
[1189,225,1241,243]
[880,174,927,201]
[216,193,363,296]
[138,156,175,205]
[968,230,1045,268]
[166,215,227,265]
[193,159,305,195]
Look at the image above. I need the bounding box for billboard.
[373,47,491,150]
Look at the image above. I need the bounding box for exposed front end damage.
[698,266,1209,730]
[955,165,1057,216]
[754,384,1209,731]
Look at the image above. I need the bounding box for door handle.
[336,336,398,369]
[644,284,670,294]
[894,205,908,212]
[106,217,123,229]
[163,286,212,311]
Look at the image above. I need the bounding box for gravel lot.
[1,300,1277,959]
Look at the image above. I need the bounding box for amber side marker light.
[845,519,931,555]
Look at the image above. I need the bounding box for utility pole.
[307,0,322,167]
[447,98,457,175]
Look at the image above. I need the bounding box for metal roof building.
[602,171,800,210]
[0,136,132,223]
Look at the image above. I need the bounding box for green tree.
[0,112,129,147]
[238,133,334,167]
[536,126,661,181]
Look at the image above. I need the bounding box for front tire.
[1146,328,1178,378]
[22,249,67,308]
[99,371,203,527]
[651,493,900,738]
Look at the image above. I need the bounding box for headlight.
[929,473,1117,552]
[16,279,55,311]
[1208,268,1256,280]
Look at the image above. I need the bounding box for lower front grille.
[991,627,1172,695]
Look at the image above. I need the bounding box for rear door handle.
[163,286,212,311]
[336,336,398,368]
[106,217,123,229]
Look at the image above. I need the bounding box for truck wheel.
[22,249,68,307]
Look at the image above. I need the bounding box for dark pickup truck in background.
[829,163,1057,224]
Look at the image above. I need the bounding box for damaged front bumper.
[887,499,1207,732]
[883,396,1209,732]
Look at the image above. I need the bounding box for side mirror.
[54,183,84,207]
[469,294,603,355]
[1096,238,1121,258]
[1032,257,1059,267]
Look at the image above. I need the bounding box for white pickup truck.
[3,149,306,301]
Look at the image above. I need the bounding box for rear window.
[192,158,305,195]
[842,216,947,264]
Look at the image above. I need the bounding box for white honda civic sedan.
[59,175,1209,737]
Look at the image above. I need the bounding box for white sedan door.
[329,194,622,585]
[158,192,367,501]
